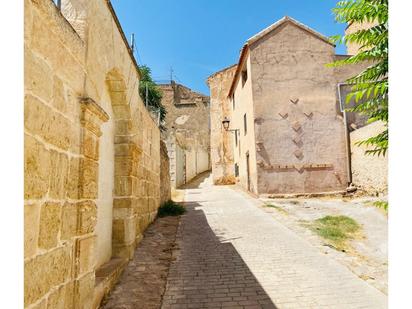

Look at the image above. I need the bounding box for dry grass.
[264,203,289,215]
[308,215,361,251]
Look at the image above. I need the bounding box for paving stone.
[101,216,180,309]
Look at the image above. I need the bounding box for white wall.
[175,143,185,188]
[96,89,114,267]
[196,148,210,175]
[185,147,197,183]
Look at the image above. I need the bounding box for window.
[235,163,239,177]
[232,94,235,110]
[235,130,238,146]
[243,113,247,135]
[241,67,248,87]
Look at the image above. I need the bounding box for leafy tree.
[330,0,388,156]
[139,65,167,123]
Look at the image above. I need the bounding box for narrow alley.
[103,173,387,309]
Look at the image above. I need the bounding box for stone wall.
[159,82,211,187]
[345,21,377,55]
[160,141,172,204]
[208,17,370,195]
[248,21,348,194]
[24,1,167,308]
[207,65,237,185]
[350,121,388,195]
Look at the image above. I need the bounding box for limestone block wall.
[249,22,349,194]
[160,141,172,204]
[207,65,237,185]
[159,82,211,187]
[24,1,165,308]
[350,121,388,195]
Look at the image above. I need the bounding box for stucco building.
[24,0,170,308]
[159,82,211,188]
[208,16,369,195]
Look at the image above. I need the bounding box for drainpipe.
[337,83,352,185]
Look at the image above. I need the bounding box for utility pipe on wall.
[337,83,352,185]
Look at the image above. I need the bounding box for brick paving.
[101,216,180,309]
[161,176,387,309]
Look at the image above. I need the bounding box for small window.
[243,113,247,135]
[241,67,248,87]
[235,130,238,146]
[235,163,239,177]
[232,94,235,110]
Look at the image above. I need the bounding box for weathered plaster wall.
[231,53,259,194]
[350,121,388,195]
[345,21,377,55]
[249,22,349,194]
[207,65,237,185]
[24,1,167,308]
[159,82,211,187]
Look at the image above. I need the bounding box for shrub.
[157,200,186,218]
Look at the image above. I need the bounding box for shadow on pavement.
[162,202,278,308]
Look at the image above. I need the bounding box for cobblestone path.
[102,216,180,309]
[161,177,387,309]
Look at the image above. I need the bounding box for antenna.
[130,33,135,54]
[170,66,174,83]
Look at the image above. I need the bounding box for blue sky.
[112,0,347,95]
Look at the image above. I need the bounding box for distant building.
[208,16,368,195]
[159,82,211,188]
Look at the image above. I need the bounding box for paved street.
[161,175,387,309]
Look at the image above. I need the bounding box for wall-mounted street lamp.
[222,117,239,133]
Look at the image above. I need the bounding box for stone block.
[24,94,74,151]
[66,156,80,199]
[112,242,135,260]
[109,91,127,105]
[52,76,67,113]
[24,48,53,102]
[60,202,78,240]
[74,272,95,309]
[79,158,98,199]
[114,176,135,197]
[24,134,51,199]
[112,216,136,245]
[38,202,61,250]
[115,119,133,135]
[46,281,74,309]
[112,219,125,244]
[30,9,84,91]
[24,246,72,306]
[113,207,134,220]
[32,298,47,309]
[81,129,99,160]
[113,197,137,209]
[24,203,40,259]
[49,150,69,199]
[114,156,136,177]
[75,236,96,276]
[112,105,131,119]
[77,200,97,235]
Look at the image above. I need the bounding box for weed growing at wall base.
[157,200,186,217]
